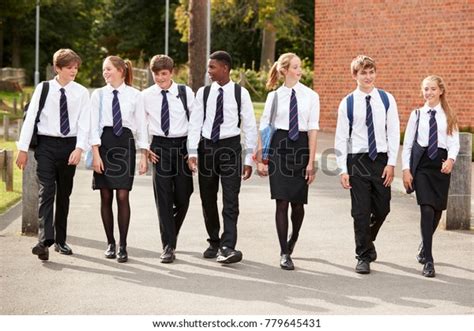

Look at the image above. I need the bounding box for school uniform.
[402,103,460,209]
[90,83,148,190]
[17,77,90,248]
[187,81,257,250]
[335,87,400,262]
[402,103,459,266]
[142,82,194,250]
[259,83,320,204]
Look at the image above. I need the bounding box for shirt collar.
[212,80,233,92]
[154,80,178,96]
[52,76,73,91]
[423,102,442,114]
[105,82,126,94]
[354,87,378,99]
[278,82,302,94]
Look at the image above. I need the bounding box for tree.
[187,0,208,91]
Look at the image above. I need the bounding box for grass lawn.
[253,102,265,122]
[0,87,35,120]
[0,140,21,214]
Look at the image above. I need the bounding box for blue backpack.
[346,89,390,138]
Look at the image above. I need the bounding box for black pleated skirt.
[93,127,136,191]
[414,148,451,210]
[268,129,309,204]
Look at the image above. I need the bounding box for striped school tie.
[59,88,70,135]
[210,87,224,143]
[288,89,299,141]
[112,90,123,136]
[366,95,377,161]
[427,109,438,160]
[161,90,170,136]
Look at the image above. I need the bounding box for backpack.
[203,83,242,128]
[346,89,390,138]
[23,81,49,149]
[177,84,189,120]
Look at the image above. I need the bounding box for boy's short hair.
[351,55,376,75]
[149,54,174,73]
[53,49,82,69]
[209,51,232,70]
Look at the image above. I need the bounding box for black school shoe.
[216,247,243,264]
[32,242,49,261]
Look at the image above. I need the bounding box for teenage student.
[16,48,90,261]
[256,53,319,270]
[334,55,400,274]
[187,50,257,264]
[142,54,194,263]
[402,75,459,278]
[89,56,148,263]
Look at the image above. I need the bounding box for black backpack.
[202,84,242,127]
[177,84,189,120]
[23,81,49,149]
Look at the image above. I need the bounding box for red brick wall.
[314,0,473,132]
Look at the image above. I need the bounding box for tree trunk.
[188,0,208,92]
[0,20,4,68]
[11,19,21,68]
[259,22,276,71]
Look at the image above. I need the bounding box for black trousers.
[151,136,193,249]
[34,135,77,247]
[347,153,391,261]
[198,136,242,249]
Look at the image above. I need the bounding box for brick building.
[313,0,473,132]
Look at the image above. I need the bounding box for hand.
[441,158,454,174]
[381,165,394,187]
[16,151,28,170]
[242,165,252,180]
[340,173,351,189]
[402,169,413,191]
[257,162,268,177]
[138,153,148,175]
[148,149,159,164]
[93,153,104,174]
[68,148,83,166]
[305,162,316,185]
[188,157,198,174]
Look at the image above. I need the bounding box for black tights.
[100,189,131,247]
[420,204,442,263]
[275,199,305,255]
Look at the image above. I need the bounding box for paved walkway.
[0,132,473,315]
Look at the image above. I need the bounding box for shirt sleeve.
[308,91,320,130]
[89,90,102,147]
[401,110,417,170]
[134,92,149,150]
[386,93,400,167]
[16,82,44,152]
[187,87,204,158]
[240,87,257,166]
[75,88,91,151]
[335,98,350,175]
[447,128,460,161]
[258,91,274,131]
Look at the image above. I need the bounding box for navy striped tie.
[210,87,224,143]
[427,109,438,160]
[59,88,70,135]
[288,89,299,141]
[112,90,123,136]
[161,90,170,136]
[366,95,377,161]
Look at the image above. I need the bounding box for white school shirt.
[187,81,258,166]
[335,87,400,174]
[142,81,195,137]
[17,77,91,152]
[259,82,320,131]
[89,83,148,149]
[402,103,460,170]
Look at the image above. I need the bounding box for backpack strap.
[414,109,420,142]
[202,85,211,123]
[177,84,189,120]
[347,89,391,138]
[346,94,354,138]
[234,83,242,128]
[35,81,50,125]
